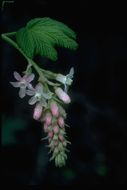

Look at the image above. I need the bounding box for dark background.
[1,0,127,186]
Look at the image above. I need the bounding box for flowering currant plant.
[1,17,78,167]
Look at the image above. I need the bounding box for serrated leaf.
[32,32,58,61]
[16,27,34,58]
[16,17,78,61]
[27,17,77,39]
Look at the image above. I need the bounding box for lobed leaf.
[16,17,78,61]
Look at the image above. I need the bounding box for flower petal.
[26,73,35,82]
[28,96,37,105]
[19,87,26,98]
[35,83,43,93]
[67,67,74,79]
[42,92,52,100]
[27,83,35,90]
[26,89,35,96]
[10,82,20,88]
[14,71,22,81]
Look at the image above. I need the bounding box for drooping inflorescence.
[10,67,74,167]
[2,17,78,167]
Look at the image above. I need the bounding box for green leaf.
[16,27,34,58]
[16,17,78,61]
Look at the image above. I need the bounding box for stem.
[2,32,16,37]
[1,32,46,81]
[41,68,57,79]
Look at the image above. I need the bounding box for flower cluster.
[41,101,70,167]
[10,68,74,167]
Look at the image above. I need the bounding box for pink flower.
[33,103,43,120]
[57,117,64,128]
[45,112,52,125]
[53,125,59,134]
[59,134,64,142]
[50,101,59,117]
[55,88,71,104]
[10,71,35,98]
[48,131,53,138]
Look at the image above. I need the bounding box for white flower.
[10,71,35,98]
[26,83,52,107]
[56,67,74,92]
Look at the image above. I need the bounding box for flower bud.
[55,88,71,104]
[33,103,42,120]
[50,101,59,117]
[53,125,59,134]
[57,117,64,128]
[45,112,52,125]
[48,131,53,138]
[59,134,64,142]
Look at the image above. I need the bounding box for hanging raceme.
[1,17,78,167]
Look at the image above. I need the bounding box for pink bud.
[48,131,53,138]
[57,117,64,128]
[45,112,52,125]
[59,134,64,141]
[53,125,59,134]
[55,88,71,104]
[50,101,59,117]
[33,103,42,120]
[43,123,48,133]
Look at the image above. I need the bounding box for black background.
[1,0,127,186]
